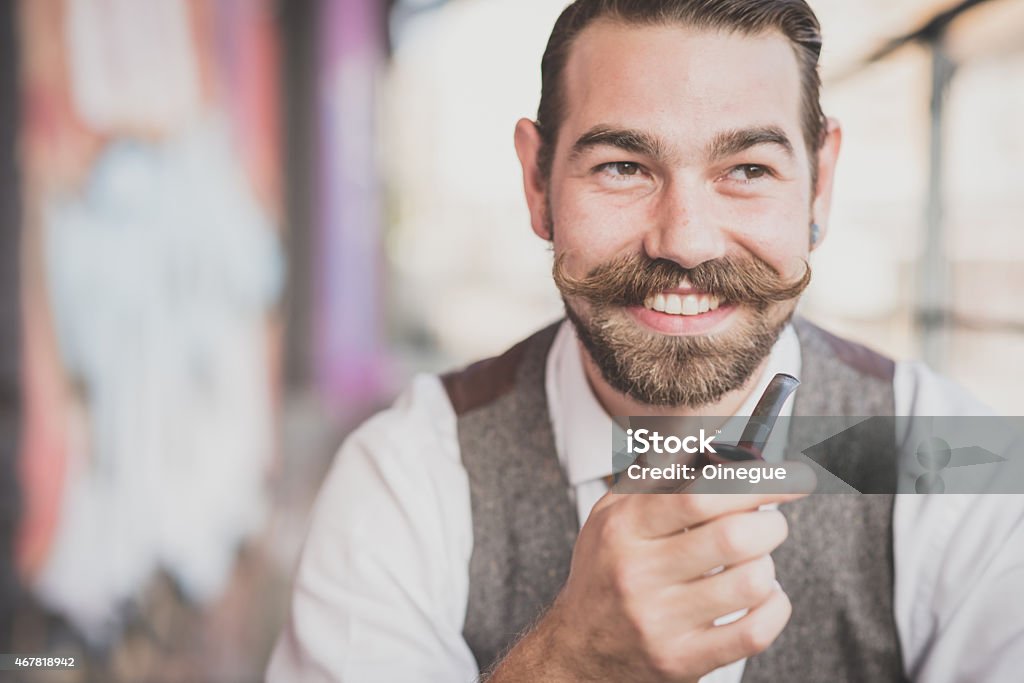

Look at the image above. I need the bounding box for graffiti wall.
[14,0,284,663]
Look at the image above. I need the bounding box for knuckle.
[609,558,638,598]
[751,510,788,555]
[632,609,659,646]
[622,594,659,653]
[681,493,711,520]
[596,508,628,545]
[646,642,685,679]
[769,510,790,543]
[740,613,778,654]
[609,554,655,604]
[617,577,665,650]
[779,589,794,622]
[739,591,791,655]
[715,518,747,557]
[738,556,776,602]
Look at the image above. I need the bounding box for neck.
[578,340,773,418]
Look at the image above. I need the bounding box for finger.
[652,509,789,580]
[612,470,697,495]
[671,555,778,631]
[684,586,792,672]
[589,487,629,516]
[626,480,808,539]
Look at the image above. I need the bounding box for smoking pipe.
[703,373,800,466]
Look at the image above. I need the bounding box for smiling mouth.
[641,276,724,316]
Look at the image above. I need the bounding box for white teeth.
[642,292,726,316]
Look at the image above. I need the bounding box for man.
[269,1,1024,681]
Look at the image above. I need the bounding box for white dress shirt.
[268,321,1024,682]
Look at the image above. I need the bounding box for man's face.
[522,20,831,408]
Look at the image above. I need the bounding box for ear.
[810,116,842,250]
[514,118,551,241]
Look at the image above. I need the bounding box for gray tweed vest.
[441,318,907,682]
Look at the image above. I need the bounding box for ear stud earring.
[810,222,821,247]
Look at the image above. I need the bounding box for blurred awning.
[387,0,452,53]
[833,0,1024,81]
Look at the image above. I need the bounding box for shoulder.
[345,373,460,459]
[270,374,478,679]
[793,316,894,382]
[440,321,562,417]
[299,373,472,578]
[317,374,465,525]
[305,371,474,617]
[794,316,994,416]
[893,359,994,417]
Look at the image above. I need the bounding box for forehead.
[561,20,805,154]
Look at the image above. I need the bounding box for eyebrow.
[570,126,671,163]
[707,126,794,161]
[568,124,795,166]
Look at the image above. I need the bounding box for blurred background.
[0,0,1022,680]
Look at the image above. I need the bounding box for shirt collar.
[545,319,803,487]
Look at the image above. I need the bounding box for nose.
[642,178,726,269]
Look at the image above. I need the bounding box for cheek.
[725,205,811,277]
[550,184,650,266]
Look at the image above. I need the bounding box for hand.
[490,462,815,682]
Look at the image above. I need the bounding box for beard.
[552,252,811,408]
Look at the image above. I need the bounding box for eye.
[726,164,772,182]
[596,161,645,179]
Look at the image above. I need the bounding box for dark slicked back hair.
[536,0,827,183]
